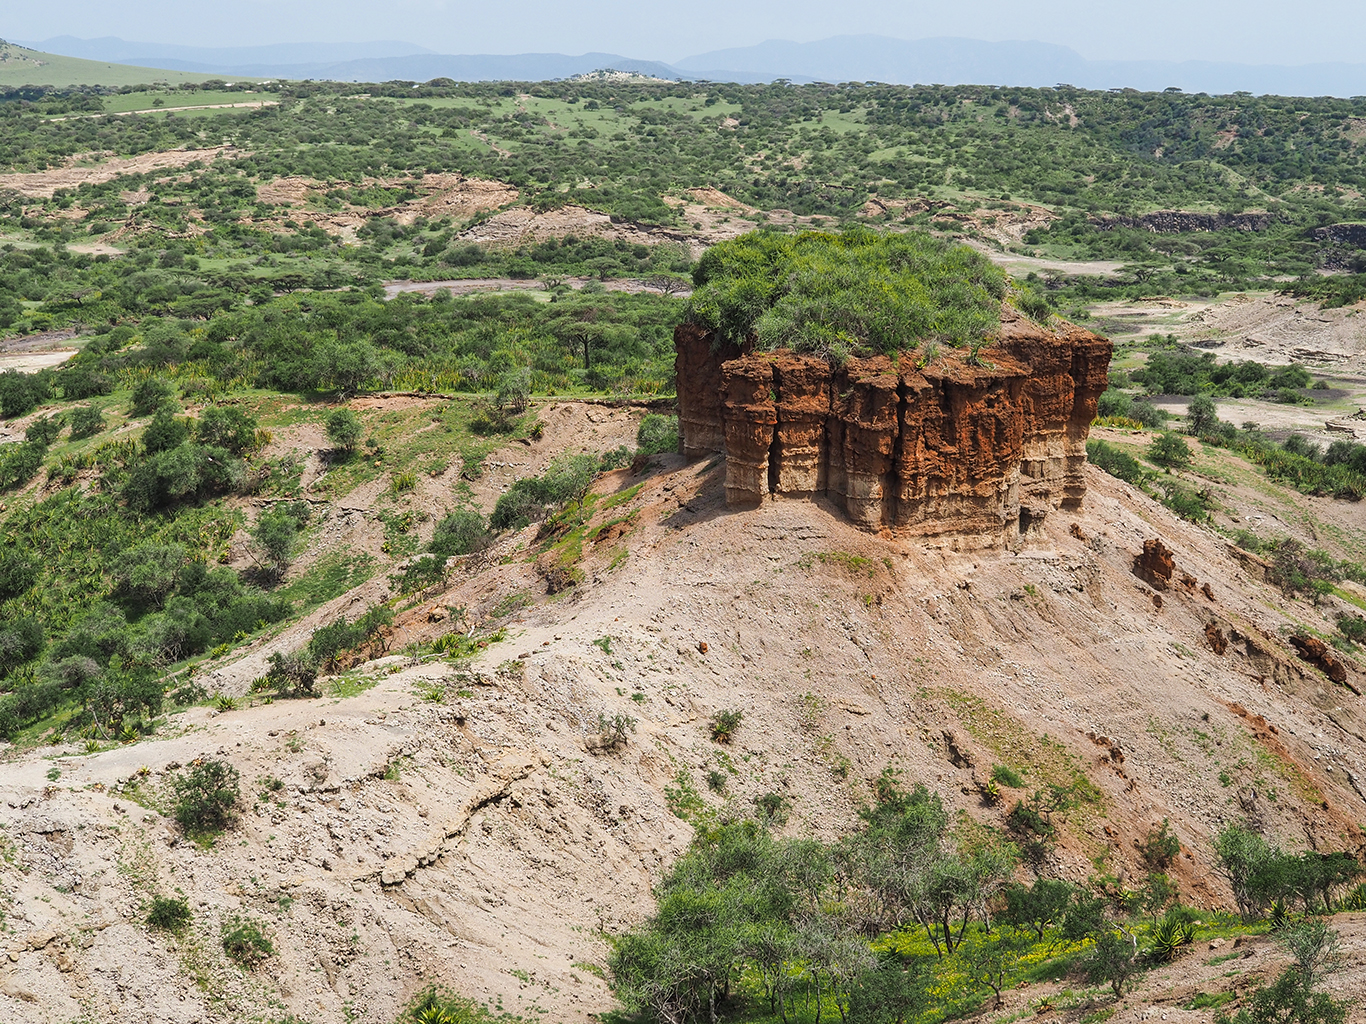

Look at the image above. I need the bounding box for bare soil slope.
[2,424,1365,1024]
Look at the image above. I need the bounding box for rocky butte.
[675,306,1112,545]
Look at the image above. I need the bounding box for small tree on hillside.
[1149,431,1194,469]
[1186,394,1219,437]
[324,408,363,452]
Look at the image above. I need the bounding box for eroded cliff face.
[677,307,1111,544]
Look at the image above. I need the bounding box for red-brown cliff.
[675,308,1112,544]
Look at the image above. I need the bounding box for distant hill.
[676,35,1366,96]
[0,40,228,88]
[18,37,692,84]
[12,33,1366,95]
[25,36,434,68]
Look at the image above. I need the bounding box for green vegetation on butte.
[687,229,1007,355]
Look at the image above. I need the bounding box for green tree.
[112,542,187,606]
[251,504,306,583]
[1003,878,1075,939]
[1214,968,1347,1024]
[1187,394,1219,436]
[143,408,190,453]
[1215,824,1279,920]
[1085,926,1138,998]
[195,405,258,454]
[846,960,931,1024]
[324,408,363,451]
[957,926,1030,1009]
[1148,431,1194,469]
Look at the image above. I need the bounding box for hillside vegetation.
[687,229,1008,355]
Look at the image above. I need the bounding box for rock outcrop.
[675,307,1112,543]
[1094,211,1274,234]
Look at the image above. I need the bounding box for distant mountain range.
[18,33,1366,96]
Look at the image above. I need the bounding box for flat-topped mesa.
[674,308,1112,544]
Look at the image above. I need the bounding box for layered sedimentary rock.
[676,308,1112,543]
[675,323,745,458]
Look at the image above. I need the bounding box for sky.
[5,0,1364,67]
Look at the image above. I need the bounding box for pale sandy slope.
[1,451,1365,1023]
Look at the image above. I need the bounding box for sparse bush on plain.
[171,758,241,838]
[146,895,192,932]
[221,916,273,969]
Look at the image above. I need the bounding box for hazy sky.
[5,0,1363,66]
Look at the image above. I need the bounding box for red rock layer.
[674,323,744,458]
[680,310,1112,542]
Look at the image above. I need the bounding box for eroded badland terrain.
[2,75,1366,1024]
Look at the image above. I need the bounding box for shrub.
[636,414,679,455]
[1279,918,1340,991]
[1140,818,1181,870]
[490,453,598,531]
[195,405,258,454]
[393,554,448,594]
[1156,479,1212,522]
[599,444,632,470]
[1097,387,1133,419]
[0,438,49,492]
[688,228,1006,355]
[1130,399,1168,428]
[428,509,489,557]
[495,367,531,413]
[0,369,49,418]
[1214,968,1346,1024]
[1085,928,1139,998]
[147,895,192,932]
[171,758,241,837]
[1148,432,1193,468]
[754,790,790,824]
[129,377,177,417]
[221,916,273,969]
[69,404,105,439]
[990,764,1025,788]
[142,408,191,454]
[709,708,743,743]
[324,408,363,451]
[0,550,39,601]
[26,415,62,447]
[1087,440,1145,485]
[123,444,244,512]
[595,712,637,747]
[264,649,318,695]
